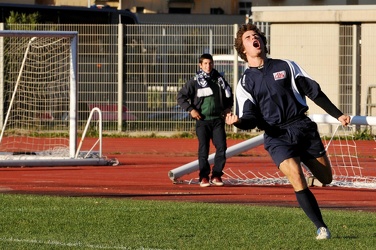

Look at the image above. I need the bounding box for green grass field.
[0,193,375,250]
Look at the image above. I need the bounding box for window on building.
[169,8,191,14]
[136,7,144,13]
[239,1,252,15]
[239,2,252,8]
[210,8,224,15]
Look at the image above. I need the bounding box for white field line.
[0,237,169,250]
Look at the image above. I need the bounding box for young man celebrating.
[226,24,351,239]
[177,53,233,187]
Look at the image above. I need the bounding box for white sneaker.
[199,178,210,187]
[211,177,224,186]
[316,227,331,240]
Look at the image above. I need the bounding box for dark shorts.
[264,116,326,167]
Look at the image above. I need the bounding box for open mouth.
[253,40,260,48]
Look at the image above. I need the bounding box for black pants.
[196,118,227,181]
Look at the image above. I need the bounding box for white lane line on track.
[0,237,168,250]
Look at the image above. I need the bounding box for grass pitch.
[0,194,375,249]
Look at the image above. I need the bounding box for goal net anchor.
[0,107,118,167]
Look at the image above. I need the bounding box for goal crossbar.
[0,30,78,38]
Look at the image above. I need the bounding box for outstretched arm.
[295,76,351,126]
[312,92,351,126]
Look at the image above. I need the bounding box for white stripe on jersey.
[282,59,309,107]
[236,75,255,119]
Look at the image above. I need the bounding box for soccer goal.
[169,114,376,189]
[0,30,117,166]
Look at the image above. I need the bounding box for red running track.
[0,138,375,212]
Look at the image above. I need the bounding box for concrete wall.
[252,0,376,6]
[252,5,376,23]
[361,24,376,115]
[269,24,340,116]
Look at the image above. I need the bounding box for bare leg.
[303,154,333,185]
[279,157,307,191]
[279,157,327,230]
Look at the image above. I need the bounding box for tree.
[6,11,40,29]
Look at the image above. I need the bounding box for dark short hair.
[199,53,213,64]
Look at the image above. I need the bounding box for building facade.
[3,1,375,14]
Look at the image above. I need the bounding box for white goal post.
[0,30,117,166]
[169,114,376,189]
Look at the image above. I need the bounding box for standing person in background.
[226,24,351,239]
[177,53,233,187]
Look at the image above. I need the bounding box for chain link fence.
[3,22,375,135]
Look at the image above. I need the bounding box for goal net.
[0,30,115,166]
[169,114,376,189]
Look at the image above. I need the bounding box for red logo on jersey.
[273,70,286,80]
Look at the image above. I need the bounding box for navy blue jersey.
[235,58,342,131]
